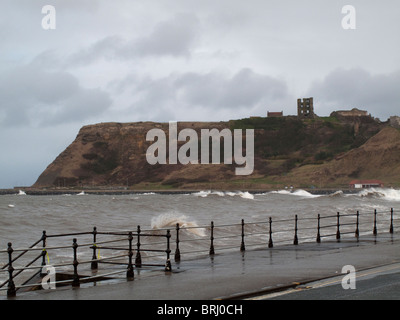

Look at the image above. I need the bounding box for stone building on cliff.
[297,97,316,118]
[331,108,369,117]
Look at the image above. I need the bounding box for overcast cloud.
[308,68,400,119]
[0,0,399,188]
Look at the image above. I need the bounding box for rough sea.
[1,188,399,289]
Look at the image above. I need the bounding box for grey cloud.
[0,62,112,127]
[37,87,112,126]
[308,68,400,119]
[122,68,293,120]
[2,0,99,10]
[174,68,289,109]
[67,36,124,66]
[126,13,199,58]
[68,13,200,66]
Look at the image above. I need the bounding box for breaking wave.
[192,190,254,199]
[269,188,400,201]
[329,190,344,197]
[193,190,224,198]
[238,191,255,199]
[356,188,400,201]
[269,189,321,198]
[151,213,206,236]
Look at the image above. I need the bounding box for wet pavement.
[265,263,400,300]
[3,233,400,300]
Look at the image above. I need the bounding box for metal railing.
[1,207,398,298]
[0,227,172,298]
[172,208,399,261]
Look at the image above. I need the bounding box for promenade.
[5,233,399,300]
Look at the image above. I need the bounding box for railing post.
[240,219,245,252]
[40,230,47,276]
[373,209,377,236]
[390,208,394,234]
[355,211,360,239]
[165,230,172,272]
[7,243,16,298]
[293,215,298,245]
[127,231,134,280]
[268,217,273,248]
[135,226,142,268]
[316,214,321,243]
[91,227,98,270]
[175,223,181,262]
[72,238,80,288]
[209,221,215,255]
[336,212,341,242]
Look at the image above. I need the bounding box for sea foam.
[192,190,254,199]
[151,213,206,237]
[270,189,321,198]
[357,188,400,201]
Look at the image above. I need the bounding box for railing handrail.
[1,207,398,298]
[2,207,398,253]
[0,226,173,297]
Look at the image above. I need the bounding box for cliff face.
[33,117,399,189]
[34,121,234,188]
[282,127,400,187]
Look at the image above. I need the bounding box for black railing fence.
[0,228,172,298]
[0,207,398,298]
[171,208,399,261]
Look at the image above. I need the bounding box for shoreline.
[0,188,362,196]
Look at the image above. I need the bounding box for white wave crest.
[192,190,254,199]
[270,189,320,198]
[329,190,344,197]
[357,188,400,201]
[237,191,255,199]
[193,190,211,197]
[270,190,290,195]
[151,213,206,237]
[291,189,320,198]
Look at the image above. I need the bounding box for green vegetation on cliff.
[229,116,381,173]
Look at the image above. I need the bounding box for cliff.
[33,116,400,190]
[282,126,400,187]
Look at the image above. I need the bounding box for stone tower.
[297,97,315,118]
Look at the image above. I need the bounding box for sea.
[1,188,400,288]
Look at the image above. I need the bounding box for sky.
[1,0,399,188]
